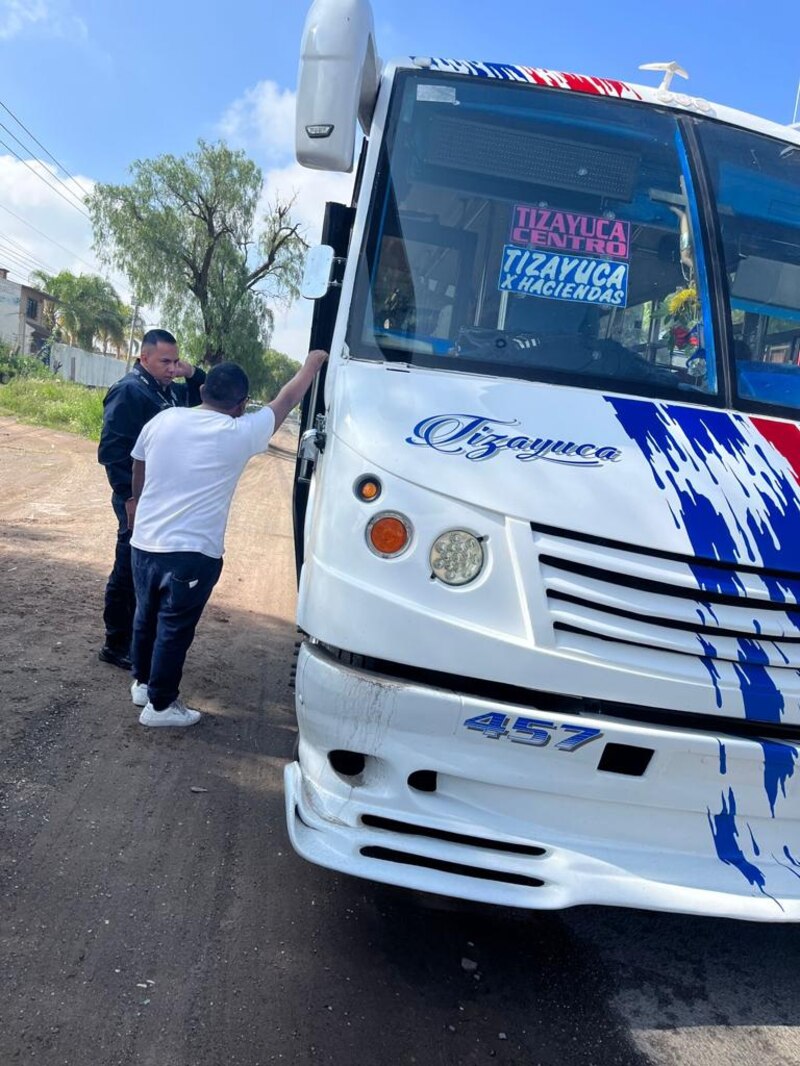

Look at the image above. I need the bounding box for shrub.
[0,345,53,383]
[0,377,105,440]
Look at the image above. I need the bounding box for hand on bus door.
[307,349,328,373]
[268,351,329,429]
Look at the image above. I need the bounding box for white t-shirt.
[130,405,276,558]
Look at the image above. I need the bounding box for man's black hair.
[204,363,250,409]
[141,328,177,348]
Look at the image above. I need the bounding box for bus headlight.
[430,530,484,586]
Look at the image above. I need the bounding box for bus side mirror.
[301,245,336,300]
[296,0,380,172]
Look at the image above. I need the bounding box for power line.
[0,229,56,273]
[0,248,38,277]
[0,242,47,274]
[0,266,27,285]
[0,228,54,268]
[0,235,42,264]
[0,200,95,271]
[0,96,92,199]
[0,117,88,213]
[0,100,117,289]
[0,240,54,277]
[0,134,91,219]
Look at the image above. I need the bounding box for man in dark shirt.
[97,328,206,669]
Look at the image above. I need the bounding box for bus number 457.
[463,712,603,752]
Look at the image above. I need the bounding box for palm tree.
[30,270,128,353]
[114,303,146,359]
[31,270,81,344]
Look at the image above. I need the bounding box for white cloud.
[218,80,296,165]
[0,155,138,312]
[1,76,361,360]
[0,155,97,279]
[262,159,354,244]
[261,160,354,361]
[218,81,357,360]
[0,0,87,42]
[0,121,353,360]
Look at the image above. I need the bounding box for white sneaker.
[131,680,149,707]
[139,699,201,728]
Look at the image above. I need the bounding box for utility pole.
[125,301,139,370]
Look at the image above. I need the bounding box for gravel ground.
[2,415,800,1066]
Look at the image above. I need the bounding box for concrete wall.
[51,343,127,389]
[0,276,21,348]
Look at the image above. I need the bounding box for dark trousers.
[131,548,223,711]
[103,493,134,652]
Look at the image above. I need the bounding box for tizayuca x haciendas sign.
[498,245,629,307]
[406,414,622,466]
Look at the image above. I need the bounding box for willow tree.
[86,140,306,375]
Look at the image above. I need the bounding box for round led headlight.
[430,530,484,586]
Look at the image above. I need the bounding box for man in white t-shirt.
[127,352,327,727]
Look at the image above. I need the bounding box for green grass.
[0,377,105,441]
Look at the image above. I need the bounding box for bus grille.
[533,524,800,671]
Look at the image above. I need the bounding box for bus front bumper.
[284,643,800,920]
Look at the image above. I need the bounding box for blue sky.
[0,0,797,356]
[2,0,797,181]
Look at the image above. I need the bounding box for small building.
[0,267,55,355]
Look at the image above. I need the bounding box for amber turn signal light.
[366,512,412,558]
[355,476,382,502]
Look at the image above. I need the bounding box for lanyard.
[131,364,178,411]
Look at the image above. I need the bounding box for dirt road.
[2,415,800,1066]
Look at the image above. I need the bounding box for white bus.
[286,0,800,920]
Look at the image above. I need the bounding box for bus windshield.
[697,121,800,414]
[348,71,718,402]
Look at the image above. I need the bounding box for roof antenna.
[639,61,689,92]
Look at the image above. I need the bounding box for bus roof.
[392,57,800,148]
